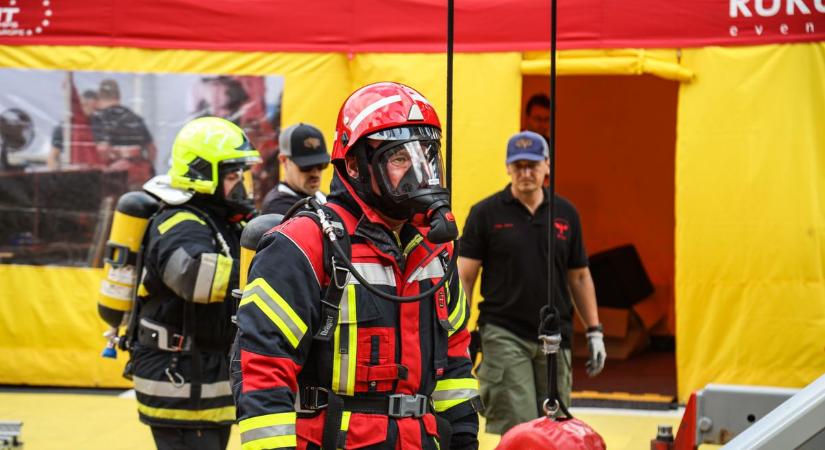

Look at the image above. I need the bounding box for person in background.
[457,130,605,435]
[260,122,330,215]
[524,93,551,144]
[92,78,157,189]
[47,90,99,170]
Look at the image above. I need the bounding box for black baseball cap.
[279,123,330,168]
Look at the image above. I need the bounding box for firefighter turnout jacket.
[234,190,480,450]
[131,198,241,428]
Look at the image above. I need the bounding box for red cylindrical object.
[496,417,606,450]
[651,425,675,450]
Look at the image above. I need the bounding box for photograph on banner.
[0,68,284,267]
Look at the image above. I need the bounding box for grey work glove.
[585,329,606,377]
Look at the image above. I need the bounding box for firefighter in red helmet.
[233,82,481,450]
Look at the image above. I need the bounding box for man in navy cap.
[457,130,605,434]
[261,123,330,215]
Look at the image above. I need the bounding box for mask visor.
[374,140,444,199]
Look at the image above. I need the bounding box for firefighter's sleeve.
[234,229,320,450]
[154,210,236,304]
[432,252,481,439]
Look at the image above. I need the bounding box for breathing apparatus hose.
[311,202,459,303]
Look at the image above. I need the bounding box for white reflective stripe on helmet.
[348,95,402,132]
[410,93,430,104]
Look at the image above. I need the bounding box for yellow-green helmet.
[169,117,261,194]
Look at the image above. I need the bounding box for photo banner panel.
[0,67,284,266]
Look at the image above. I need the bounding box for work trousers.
[477,323,571,435]
[150,425,231,450]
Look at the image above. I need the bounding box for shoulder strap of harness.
[285,197,352,343]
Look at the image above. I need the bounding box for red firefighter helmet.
[496,417,606,450]
[332,81,441,161]
[331,82,454,233]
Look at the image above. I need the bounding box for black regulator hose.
[313,205,459,303]
[328,235,458,303]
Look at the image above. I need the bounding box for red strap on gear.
[496,417,606,450]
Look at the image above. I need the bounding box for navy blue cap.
[506,131,549,164]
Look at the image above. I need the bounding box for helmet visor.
[374,139,444,199]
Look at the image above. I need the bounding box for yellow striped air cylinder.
[98,191,159,328]
[239,213,284,290]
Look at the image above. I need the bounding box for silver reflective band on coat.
[193,253,219,303]
[240,424,296,444]
[162,247,199,301]
[431,387,479,403]
[133,375,232,399]
[350,263,396,286]
[408,258,445,282]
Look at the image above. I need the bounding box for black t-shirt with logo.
[459,185,588,347]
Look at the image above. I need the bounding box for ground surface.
[0,387,719,450]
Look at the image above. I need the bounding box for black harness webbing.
[279,200,353,343]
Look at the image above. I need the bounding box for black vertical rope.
[543,0,571,420]
[548,1,558,306]
[446,0,454,198]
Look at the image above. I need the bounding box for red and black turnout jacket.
[234,187,479,450]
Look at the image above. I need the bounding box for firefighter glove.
[586,328,606,377]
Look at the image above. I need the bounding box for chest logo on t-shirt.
[553,218,570,240]
[493,223,514,230]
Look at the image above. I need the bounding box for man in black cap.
[260,123,330,215]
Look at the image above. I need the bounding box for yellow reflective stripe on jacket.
[157,211,206,234]
[137,403,235,422]
[193,253,233,303]
[239,412,297,450]
[431,378,479,412]
[447,281,467,336]
[337,410,352,448]
[208,253,233,302]
[332,285,357,395]
[240,278,308,348]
